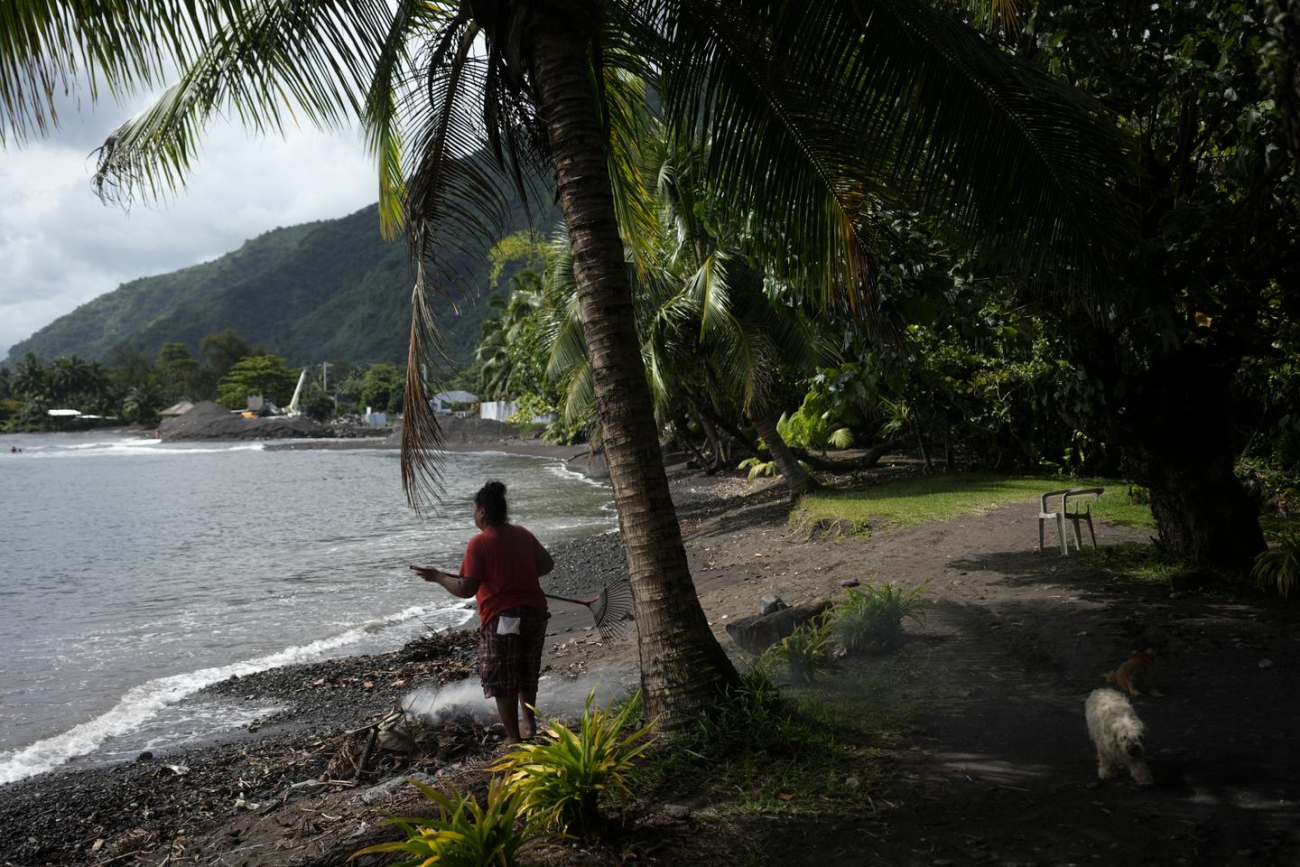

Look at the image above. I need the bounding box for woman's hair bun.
[475,479,509,524]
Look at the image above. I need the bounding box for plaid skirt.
[479,606,549,699]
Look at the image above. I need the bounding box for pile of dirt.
[160,402,329,441]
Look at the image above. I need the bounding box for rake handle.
[544,592,599,607]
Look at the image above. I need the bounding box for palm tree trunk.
[529,30,738,724]
[750,407,819,497]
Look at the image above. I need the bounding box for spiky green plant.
[1252,533,1300,599]
[832,581,930,654]
[490,690,656,836]
[761,614,834,684]
[350,777,542,867]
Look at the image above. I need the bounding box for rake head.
[587,580,635,641]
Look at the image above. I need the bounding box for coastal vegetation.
[3,16,1300,867]
[0,337,415,431]
[2,0,1297,723]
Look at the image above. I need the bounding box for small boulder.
[759,595,789,616]
[664,804,692,820]
[839,579,861,589]
[725,599,833,656]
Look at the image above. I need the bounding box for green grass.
[1049,541,1182,586]
[795,474,1154,535]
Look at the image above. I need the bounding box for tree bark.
[530,30,738,724]
[750,406,819,497]
[1117,342,1266,574]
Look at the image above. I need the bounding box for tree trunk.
[1118,342,1266,574]
[750,407,819,497]
[530,30,738,724]
[1137,445,1265,573]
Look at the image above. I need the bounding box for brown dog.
[1103,648,1162,696]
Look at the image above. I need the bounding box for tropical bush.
[350,776,541,867]
[777,392,853,454]
[490,690,655,836]
[832,581,930,655]
[761,614,833,684]
[506,392,556,428]
[692,666,798,755]
[1251,533,1300,599]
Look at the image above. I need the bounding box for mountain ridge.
[6,203,513,370]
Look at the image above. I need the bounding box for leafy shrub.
[1251,532,1300,598]
[541,415,586,445]
[350,776,541,867]
[739,456,778,479]
[490,690,655,836]
[760,614,833,684]
[777,392,852,453]
[506,392,556,427]
[693,667,799,754]
[832,581,930,654]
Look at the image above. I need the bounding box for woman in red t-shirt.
[413,480,553,743]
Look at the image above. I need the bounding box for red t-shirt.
[460,523,549,630]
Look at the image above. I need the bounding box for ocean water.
[0,430,615,785]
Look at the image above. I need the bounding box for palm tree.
[49,355,92,406]
[474,271,545,399]
[542,134,824,497]
[1,1,1131,724]
[123,379,164,425]
[475,311,513,400]
[12,353,46,399]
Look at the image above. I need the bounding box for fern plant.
[1252,533,1300,599]
[490,689,655,836]
[761,614,833,684]
[832,581,930,654]
[350,777,541,867]
[739,456,779,480]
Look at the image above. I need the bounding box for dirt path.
[738,499,1300,867]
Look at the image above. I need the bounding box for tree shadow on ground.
[744,581,1300,867]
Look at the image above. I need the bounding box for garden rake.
[545,579,635,640]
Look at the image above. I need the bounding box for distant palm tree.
[1,0,1131,723]
[123,380,164,425]
[49,355,91,405]
[12,353,46,399]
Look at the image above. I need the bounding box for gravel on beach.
[0,457,740,866]
[0,526,639,867]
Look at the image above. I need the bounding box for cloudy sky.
[0,90,379,359]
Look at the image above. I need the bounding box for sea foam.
[0,603,471,785]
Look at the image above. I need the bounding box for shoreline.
[0,492,638,864]
[0,442,759,865]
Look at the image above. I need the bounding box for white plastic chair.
[1038,488,1073,555]
[1063,487,1104,552]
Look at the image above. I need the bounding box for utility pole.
[322,361,330,393]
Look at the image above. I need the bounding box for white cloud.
[0,94,378,360]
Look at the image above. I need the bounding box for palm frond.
[90,0,394,205]
[0,0,224,144]
[634,0,1133,317]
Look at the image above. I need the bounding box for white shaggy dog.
[1085,688,1153,786]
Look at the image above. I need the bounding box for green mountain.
[6,203,523,370]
